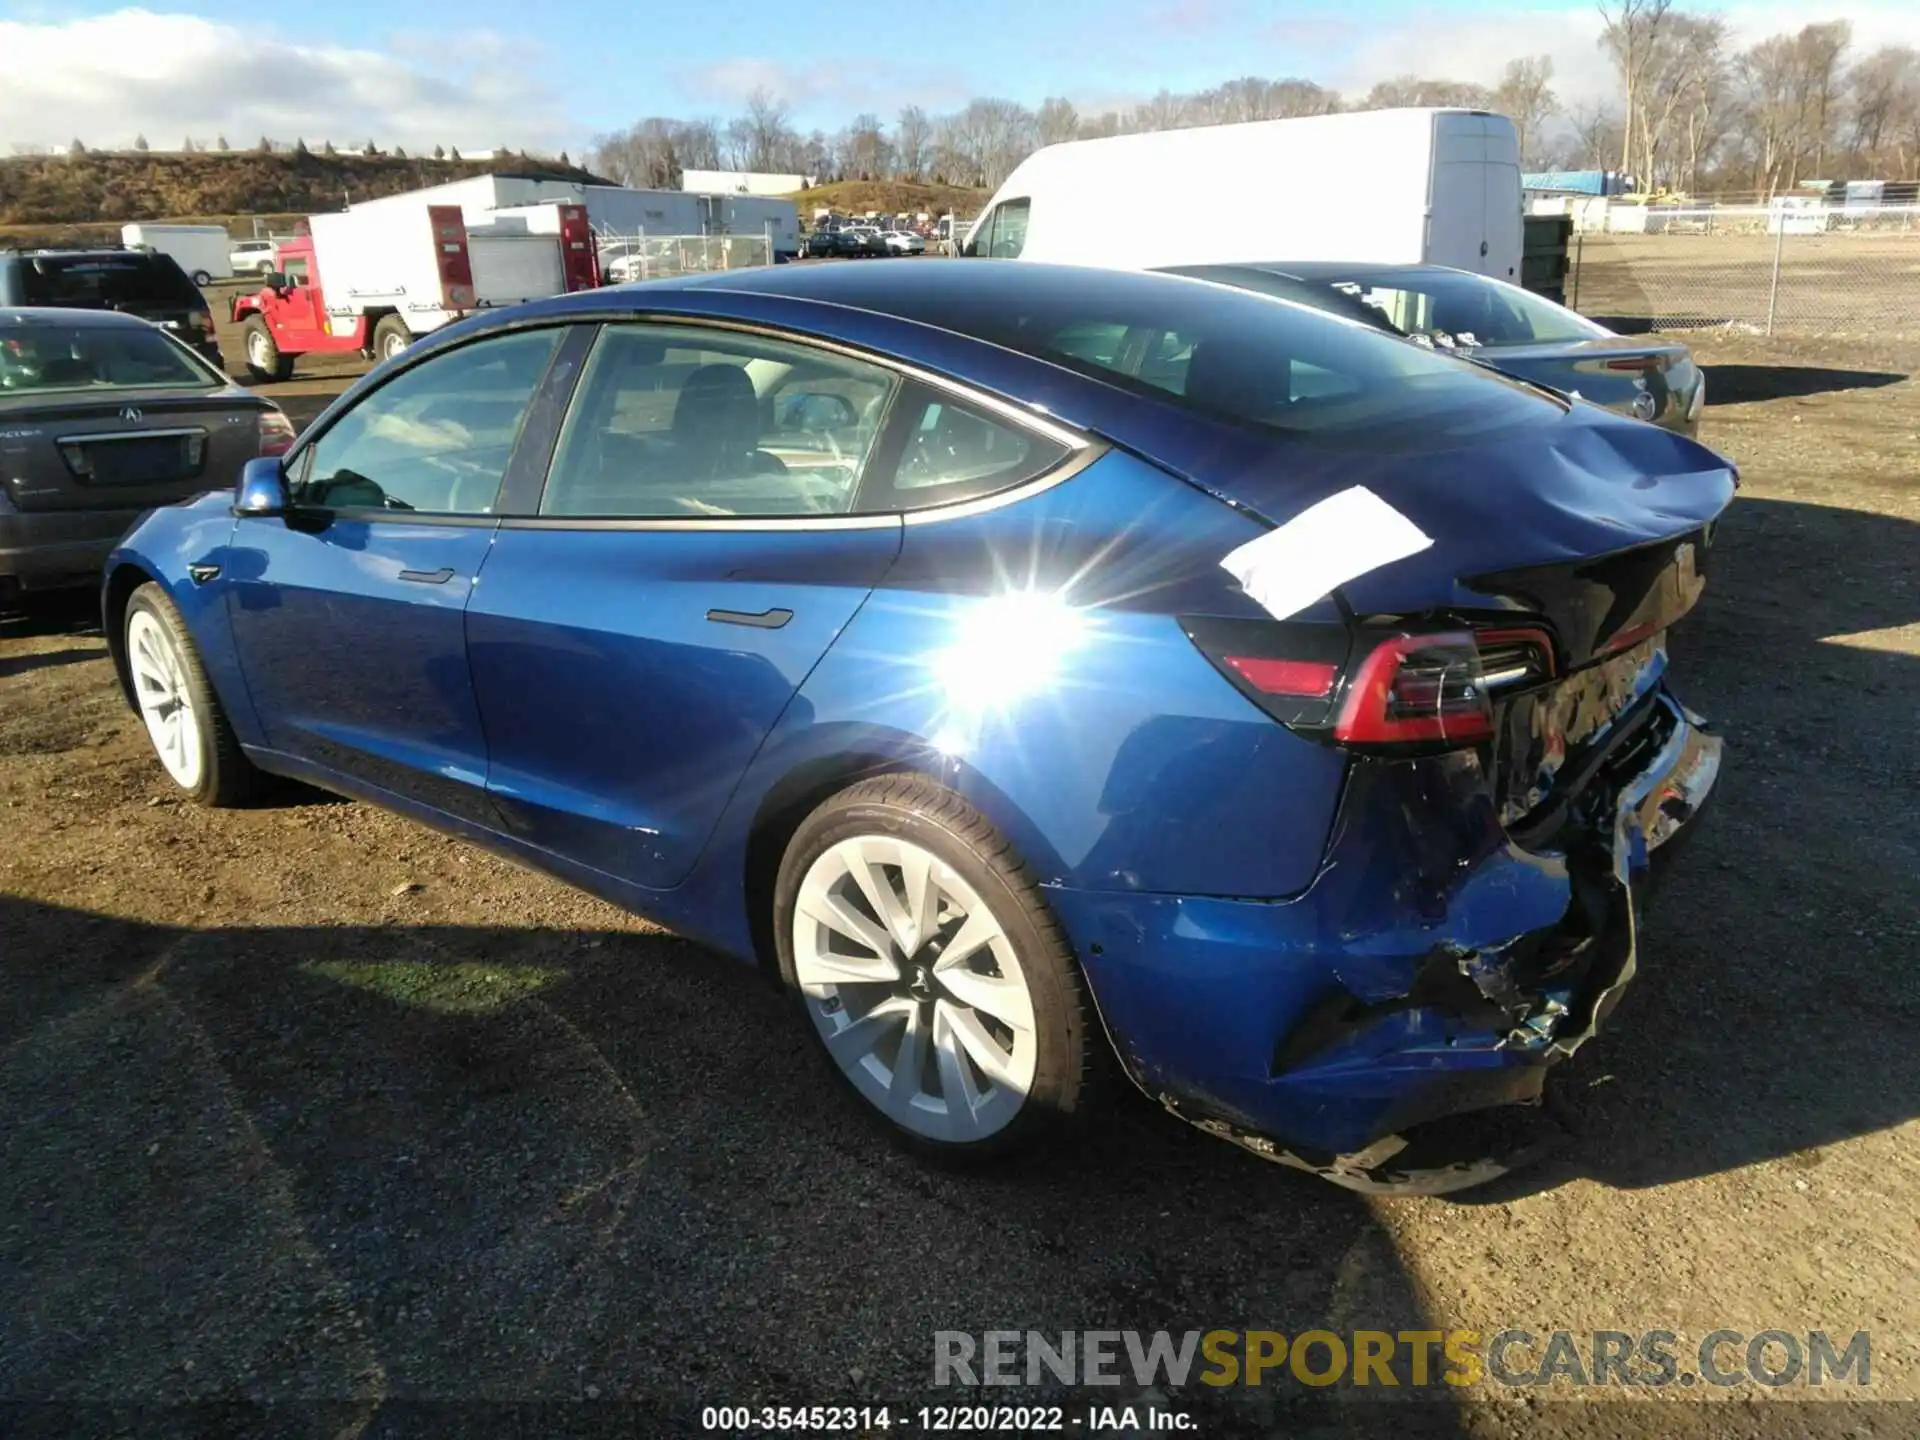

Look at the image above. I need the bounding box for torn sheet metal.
[1218,485,1434,622]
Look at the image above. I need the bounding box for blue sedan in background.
[103,262,1732,1193]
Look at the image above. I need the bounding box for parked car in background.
[0,308,291,604]
[229,239,279,276]
[1167,261,1706,436]
[883,230,926,255]
[0,250,223,370]
[105,261,1729,1194]
[800,229,882,259]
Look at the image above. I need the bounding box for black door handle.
[398,567,456,585]
[707,606,793,629]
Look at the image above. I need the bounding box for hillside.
[786,179,989,219]
[0,150,606,231]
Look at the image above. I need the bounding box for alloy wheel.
[127,609,203,789]
[793,834,1038,1142]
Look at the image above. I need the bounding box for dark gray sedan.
[1,308,292,602]
[1164,261,1706,438]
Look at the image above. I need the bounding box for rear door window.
[537,324,897,519]
[20,255,203,311]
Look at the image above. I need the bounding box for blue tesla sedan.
[103,262,1731,1193]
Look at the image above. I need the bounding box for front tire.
[124,583,261,807]
[774,775,1094,1159]
[241,317,293,383]
[373,315,411,363]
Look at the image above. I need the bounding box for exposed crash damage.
[1062,523,1728,1195]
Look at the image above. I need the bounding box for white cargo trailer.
[120,223,233,285]
[967,108,1524,281]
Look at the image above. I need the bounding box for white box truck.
[120,223,234,285]
[229,202,598,379]
[965,108,1524,281]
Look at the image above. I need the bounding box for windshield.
[1326,270,1609,348]
[0,323,219,393]
[19,254,204,312]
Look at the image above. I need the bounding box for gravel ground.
[0,327,1915,1438]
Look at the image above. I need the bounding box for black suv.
[0,250,223,371]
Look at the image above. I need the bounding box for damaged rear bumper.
[1053,686,1722,1195]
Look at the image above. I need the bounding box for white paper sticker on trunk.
[1219,486,1434,622]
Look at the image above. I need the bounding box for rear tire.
[191,268,213,286]
[241,317,293,383]
[124,582,261,808]
[774,774,1094,1161]
[373,315,412,363]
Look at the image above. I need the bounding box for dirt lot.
[1,322,1916,1437]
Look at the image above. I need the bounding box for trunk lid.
[0,389,269,513]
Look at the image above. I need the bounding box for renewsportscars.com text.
[934,1328,1871,1390]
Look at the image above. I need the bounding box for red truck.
[230,202,598,381]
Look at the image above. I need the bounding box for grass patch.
[303,959,565,1014]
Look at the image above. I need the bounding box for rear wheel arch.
[742,750,910,974]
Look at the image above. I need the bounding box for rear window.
[0,322,217,393]
[892,273,1560,438]
[1328,270,1608,347]
[19,254,203,311]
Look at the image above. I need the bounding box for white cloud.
[1332,0,1920,109]
[0,9,563,153]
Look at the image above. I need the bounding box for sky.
[2,0,1917,158]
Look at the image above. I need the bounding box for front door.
[271,252,323,346]
[465,320,904,889]
[226,325,565,821]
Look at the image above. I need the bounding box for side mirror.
[234,456,290,516]
[780,391,858,433]
[262,272,288,291]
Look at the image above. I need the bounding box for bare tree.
[842,112,890,179]
[1846,45,1920,174]
[1363,76,1491,110]
[1036,97,1081,148]
[1566,100,1625,170]
[894,105,931,178]
[1598,0,1675,181]
[743,86,795,172]
[1493,56,1557,167]
[1795,21,1852,179]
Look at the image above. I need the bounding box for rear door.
[1427,116,1492,274]
[466,319,904,889]
[225,323,569,820]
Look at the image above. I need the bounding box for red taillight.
[1185,617,1558,754]
[1224,655,1338,698]
[1332,631,1492,746]
[256,409,296,456]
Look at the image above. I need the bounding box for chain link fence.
[593,232,775,284]
[1565,203,1920,337]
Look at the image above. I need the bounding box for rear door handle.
[706,606,793,629]
[398,567,456,585]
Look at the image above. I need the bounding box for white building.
[680,169,806,197]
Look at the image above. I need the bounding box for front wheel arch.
[103,561,161,712]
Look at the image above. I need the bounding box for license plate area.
[1495,638,1664,829]
[57,429,206,486]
